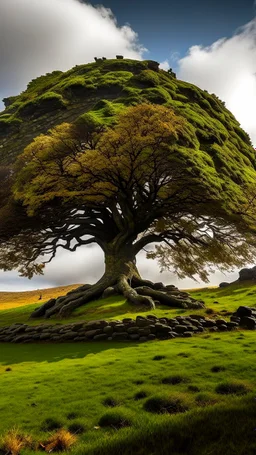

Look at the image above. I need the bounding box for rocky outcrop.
[219,265,256,287]
[0,314,241,344]
[238,266,256,281]
[231,306,256,330]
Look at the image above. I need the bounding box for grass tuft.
[66,412,80,420]
[41,417,64,432]
[195,392,219,407]
[42,428,77,452]
[187,385,200,392]
[161,375,188,385]
[215,381,250,395]
[99,409,133,429]
[103,397,120,408]
[152,355,166,361]
[1,428,33,455]
[67,422,86,434]
[144,394,189,414]
[211,365,226,373]
[134,390,148,400]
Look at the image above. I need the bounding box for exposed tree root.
[134,286,201,309]
[117,274,155,310]
[30,273,204,319]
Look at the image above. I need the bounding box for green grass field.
[0,282,256,454]
[0,280,256,327]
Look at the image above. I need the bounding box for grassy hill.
[0,280,255,327]
[0,283,256,454]
[0,58,252,167]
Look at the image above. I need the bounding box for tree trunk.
[31,245,154,318]
[30,243,204,319]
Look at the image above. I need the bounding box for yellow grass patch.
[0,284,81,310]
[42,429,77,452]
[1,428,33,454]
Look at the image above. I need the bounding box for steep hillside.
[0,58,253,168]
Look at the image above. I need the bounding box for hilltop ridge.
[0,57,252,166]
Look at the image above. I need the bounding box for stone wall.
[0,313,244,344]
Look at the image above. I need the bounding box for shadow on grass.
[0,341,138,366]
[85,395,256,455]
[0,296,137,327]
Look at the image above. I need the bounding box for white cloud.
[0,0,145,105]
[177,18,256,146]
[159,60,169,71]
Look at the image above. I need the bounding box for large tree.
[1,103,256,318]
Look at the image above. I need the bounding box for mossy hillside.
[0,59,253,182]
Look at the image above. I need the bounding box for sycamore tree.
[1,103,256,318]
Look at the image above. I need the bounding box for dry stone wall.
[0,311,251,344]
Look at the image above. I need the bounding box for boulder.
[127,327,139,334]
[129,334,140,341]
[136,316,151,327]
[219,282,230,288]
[175,325,189,334]
[235,306,253,318]
[93,334,108,341]
[138,328,151,336]
[112,332,128,340]
[84,329,103,339]
[240,316,256,329]
[103,326,114,335]
[239,266,256,281]
[218,324,228,331]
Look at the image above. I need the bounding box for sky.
[0,0,256,291]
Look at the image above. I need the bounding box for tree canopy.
[0,103,255,281]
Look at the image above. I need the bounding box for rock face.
[219,265,256,287]
[239,266,256,282]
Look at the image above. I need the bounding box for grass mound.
[67,422,86,434]
[215,381,250,395]
[187,385,201,393]
[152,355,166,361]
[211,365,226,373]
[66,412,80,420]
[195,392,219,406]
[143,393,189,414]
[41,417,63,432]
[98,409,133,429]
[134,390,148,400]
[161,375,188,385]
[102,397,120,408]
[86,396,256,455]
